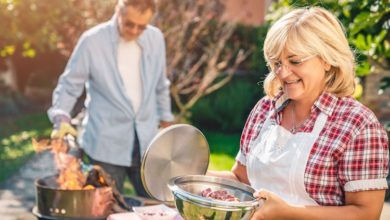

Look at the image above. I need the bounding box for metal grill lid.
[140,124,209,202]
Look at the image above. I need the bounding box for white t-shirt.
[117,39,142,113]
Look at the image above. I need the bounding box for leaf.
[384,40,390,56]
[356,61,371,77]
[22,48,36,58]
[4,45,15,55]
[359,0,370,10]
[342,7,351,18]
[353,34,369,50]
[350,11,384,36]
[0,45,15,57]
[22,42,31,49]
[374,30,388,44]
[350,12,370,35]
[366,34,372,46]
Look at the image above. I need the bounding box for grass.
[205,130,240,171]
[0,112,52,182]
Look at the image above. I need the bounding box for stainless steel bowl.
[168,175,260,220]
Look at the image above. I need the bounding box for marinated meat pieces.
[200,188,239,202]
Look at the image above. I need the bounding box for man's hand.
[51,122,78,139]
[159,120,173,129]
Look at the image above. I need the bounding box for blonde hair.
[263,7,355,97]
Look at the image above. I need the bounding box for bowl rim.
[168,175,260,209]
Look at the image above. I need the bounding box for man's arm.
[48,33,91,135]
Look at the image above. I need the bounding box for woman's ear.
[323,61,331,72]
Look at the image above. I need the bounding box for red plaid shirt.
[239,92,389,205]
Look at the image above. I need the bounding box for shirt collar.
[273,91,289,113]
[272,91,338,116]
[313,91,338,116]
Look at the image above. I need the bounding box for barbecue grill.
[33,175,143,220]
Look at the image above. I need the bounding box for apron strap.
[248,111,274,153]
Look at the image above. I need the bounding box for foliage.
[191,74,263,132]
[185,22,268,133]
[0,0,115,94]
[1,0,256,119]
[268,0,389,85]
[155,0,252,120]
[234,24,270,75]
[0,0,115,57]
[204,130,241,171]
[0,113,51,182]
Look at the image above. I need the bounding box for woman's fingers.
[254,189,269,201]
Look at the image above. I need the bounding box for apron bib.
[247,112,327,206]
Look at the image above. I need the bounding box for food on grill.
[200,188,239,202]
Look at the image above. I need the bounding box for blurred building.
[221,0,272,26]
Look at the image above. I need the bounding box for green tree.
[153,0,252,120]
[0,0,115,57]
[0,0,115,92]
[1,0,253,121]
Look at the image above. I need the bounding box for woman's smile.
[284,79,302,85]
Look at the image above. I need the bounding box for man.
[48,0,174,196]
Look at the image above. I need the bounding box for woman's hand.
[251,189,291,220]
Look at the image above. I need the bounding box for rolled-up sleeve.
[48,34,91,122]
[340,122,389,192]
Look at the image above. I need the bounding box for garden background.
[0,0,389,197]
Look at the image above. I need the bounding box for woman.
[209,7,389,219]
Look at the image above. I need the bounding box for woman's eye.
[289,60,302,65]
[274,61,282,68]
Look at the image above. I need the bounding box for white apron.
[247,112,327,206]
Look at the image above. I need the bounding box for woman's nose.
[276,64,292,76]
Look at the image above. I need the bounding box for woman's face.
[273,50,330,103]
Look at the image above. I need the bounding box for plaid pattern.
[239,92,389,205]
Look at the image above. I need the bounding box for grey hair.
[117,0,156,14]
